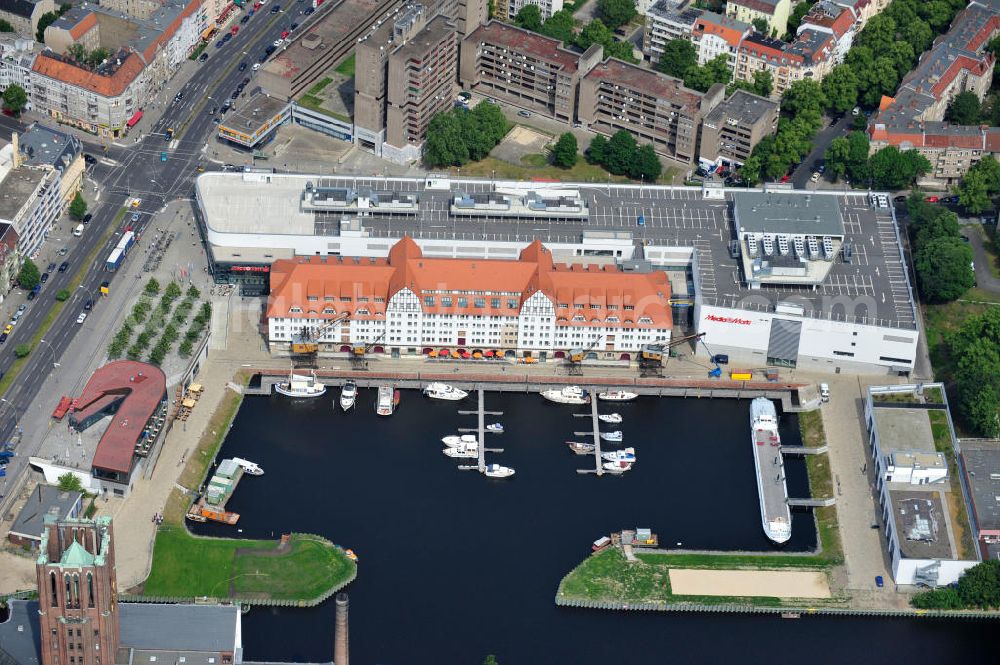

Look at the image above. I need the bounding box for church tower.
[35,516,120,665]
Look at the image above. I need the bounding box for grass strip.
[928,410,977,559]
[334,55,355,77]
[0,207,126,398]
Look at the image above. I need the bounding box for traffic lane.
[791,113,853,189]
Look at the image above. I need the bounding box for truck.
[105,247,125,272]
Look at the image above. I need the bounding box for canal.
[194,391,992,664]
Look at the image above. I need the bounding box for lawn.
[334,55,355,77]
[448,155,679,185]
[798,410,843,563]
[928,410,977,560]
[143,528,355,602]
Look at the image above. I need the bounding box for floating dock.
[575,395,604,476]
[186,457,260,525]
[457,389,503,473]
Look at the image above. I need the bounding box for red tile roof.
[70,361,166,475]
[33,52,145,99]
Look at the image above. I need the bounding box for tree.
[913,209,960,248]
[55,289,70,301]
[683,54,730,93]
[902,19,934,54]
[605,130,637,175]
[86,48,111,68]
[948,309,1000,437]
[69,192,87,220]
[540,10,575,43]
[552,133,578,168]
[0,19,14,33]
[946,91,982,125]
[514,5,542,32]
[424,111,469,167]
[915,236,974,302]
[752,70,773,97]
[958,169,992,214]
[821,65,859,115]
[785,1,815,39]
[781,79,826,116]
[14,344,30,358]
[17,257,40,290]
[36,11,60,42]
[576,19,613,50]
[656,38,697,78]
[868,146,930,190]
[631,144,662,181]
[58,472,84,493]
[598,0,636,30]
[483,656,499,665]
[67,43,86,63]
[824,136,852,181]
[145,277,161,296]
[586,134,608,164]
[752,17,769,34]
[2,84,27,116]
[604,38,637,63]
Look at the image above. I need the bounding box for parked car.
[239,62,247,71]
[241,15,250,24]
[82,213,93,224]
[199,52,209,62]
[290,22,299,30]
[810,172,820,183]
[84,299,93,310]
[925,195,940,203]
[304,6,314,14]
[76,312,87,325]
[83,153,96,165]
[780,174,790,183]
[40,272,50,283]
[174,91,184,101]
[875,575,884,588]
[131,212,140,222]
[47,262,56,272]
[58,261,69,272]
[281,30,290,39]
[26,290,36,301]
[0,332,7,344]
[271,4,281,12]
[894,195,907,203]
[2,324,12,335]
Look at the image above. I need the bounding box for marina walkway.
[574,396,604,476]
[457,389,503,474]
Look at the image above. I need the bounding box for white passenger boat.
[597,390,638,402]
[376,385,394,416]
[602,447,636,463]
[275,368,326,398]
[443,447,477,458]
[600,431,623,442]
[603,461,632,473]
[423,382,469,401]
[442,434,478,447]
[598,413,622,424]
[484,464,515,478]
[751,397,793,544]
[339,381,357,411]
[540,386,590,405]
[567,441,596,455]
[486,423,504,433]
[232,457,264,476]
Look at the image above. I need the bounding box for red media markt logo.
[705,314,752,325]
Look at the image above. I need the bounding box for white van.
[820,383,830,403]
[73,224,84,237]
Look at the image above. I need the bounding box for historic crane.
[290,312,350,357]
[350,331,387,371]
[565,334,606,376]
[639,332,707,377]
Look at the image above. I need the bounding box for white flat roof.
[197,172,315,235]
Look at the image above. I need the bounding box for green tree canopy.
[631,144,662,181]
[958,169,992,214]
[868,146,931,190]
[946,91,981,125]
[785,1,816,39]
[58,472,84,493]
[752,70,773,98]
[2,84,28,115]
[598,0,636,29]
[424,111,469,167]
[752,17,768,34]
[914,236,974,302]
[540,9,575,43]
[586,134,608,164]
[552,132,578,168]
[656,38,697,78]
[821,65,859,115]
[36,11,61,42]
[424,104,508,167]
[605,130,637,176]
[577,19,612,50]
[913,209,961,248]
[514,4,542,32]
[683,54,730,93]
[0,19,15,33]
[17,257,40,290]
[947,308,1000,437]
[69,192,88,220]
[781,79,827,116]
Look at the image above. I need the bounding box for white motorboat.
[232,457,264,476]
[275,368,326,398]
[598,413,622,424]
[486,423,504,433]
[339,381,357,411]
[602,447,636,463]
[442,434,478,447]
[540,385,590,405]
[376,385,394,416]
[597,390,639,402]
[443,447,477,459]
[423,382,469,401]
[600,431,623,442]
[484,464,515,478]
[603,461,632,473]
[567,441,595,455]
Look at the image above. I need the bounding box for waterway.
[194,391,993,664]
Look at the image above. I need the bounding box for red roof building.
[69,361,166,488]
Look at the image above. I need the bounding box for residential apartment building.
[869,0,1000,186]
[0,139,63,258]
[797,1,855,64]
[699,89,779,167]
[460,21,602,124]
[725,0,791,37]
[385,15,459,163]
[643,0,701,65]
[18,123,84,207]
[0,34,37,98]
[734,29,834,97]
[0,222,19,301]
[579,58,725,164]
[266,236,673,359]
[494,0,564,20]
[0,0,55,41]
[691,11,750,68]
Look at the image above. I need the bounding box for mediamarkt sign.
[705,314,752,325]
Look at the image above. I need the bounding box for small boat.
[442,434,478,447]
[275,368,326,398]
[423,382,469,401]
[344,549,358,562]
[603,461,632,473]
[602,447,636,463]
[376,385,394,416]
[600,430,623,442]
[339,381,357,411]
[598,413,622,424]
[567,441,596,455]
[540,385,590,405]
[443,447,477,458]
[598,390,638,402]
[486,423,504,433]
[232,457,264,476]
[484,464,515,478]
[592,536,612,552]
[394,389,401,406]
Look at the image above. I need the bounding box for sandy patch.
[668,568,831,599]
[0,550,37,594]
[506,125,550,147]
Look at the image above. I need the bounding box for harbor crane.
[290,312,350,358]
[565,335,605,376]
[638,332,706,377]
[350,331,387,371]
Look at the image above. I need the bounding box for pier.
[457,389,503,473]
[574,394,604,476]
[787,497,836,507]
[780,445,829,455]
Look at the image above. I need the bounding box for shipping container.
[730,371,753,381]
[216,459,239,478]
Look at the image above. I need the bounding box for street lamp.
[38,339,59,369]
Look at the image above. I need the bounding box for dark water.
[195,392,992,664]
